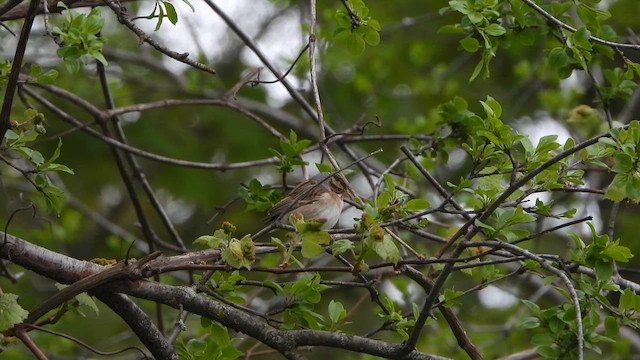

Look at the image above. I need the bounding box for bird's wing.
[265,179,323,221]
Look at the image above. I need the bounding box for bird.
[266,173,350,229]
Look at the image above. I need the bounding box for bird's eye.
[332,177,346,193]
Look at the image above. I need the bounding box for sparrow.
[266,173,350,229]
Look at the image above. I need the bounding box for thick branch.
[95,291,178,360]
[0,232,446,359]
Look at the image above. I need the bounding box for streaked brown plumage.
[266,173,349,229]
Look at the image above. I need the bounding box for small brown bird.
[266,173,350,229]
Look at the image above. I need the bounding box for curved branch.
[103,98,286,140]
[95,291,177,360]
[521,0,640,50]
[21,85,279,170]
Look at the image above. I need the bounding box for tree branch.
[0,0,39,143]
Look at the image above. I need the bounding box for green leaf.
[16,147,45,165]
[315,163,334,173]
[460,37,480,52]
[572,26,593,50]
[531,333,554,346]
[193,235,226,249]
[626,174,640,202]
[271,237,287,252]
[522,299,540,313]
[535,135,560,154]
[377,191,391,208]
[39,163,74,174]
[595,259,613,281]
[619,289,640,312]
[439,288,463,308]
[612,152,634,173]
[332,239,354,256]
[469,56,485,82]
[405,198,430,211]
[37,69,59,84]
[181,0,195,12]
[438,24,465,34]
[370,235,400,264]
[221,236,255,269]
[481,96,502,118]
[536,345,558,358]
[483,23,506,36]
[75,292,99,316]
[55,283,99,316]
[520,317,540,329]
[347,32,366,55]
[362,26,380,46]
[604,174,627,202]
[604,316,619,337]
[41,180,67,215]
[92,51,108,66]
[602,243,633,262]
[163,1,178,25]
[154,5,165,31]
[301,231,330,258]
[547,47,570,68]
[328,300,346,324]
[30,64,42,76]
[84,9,104,34]
[0,293,29,331]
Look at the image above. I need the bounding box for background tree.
[1,0,640,359]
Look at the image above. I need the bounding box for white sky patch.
[239,8,306,106]
[134,0,304,107]
[135,1,277,68]
[478,285,518,309]
[154,189,196,224]
[559,71,584,92]
[516,113,571,146]
[382,280,405,306]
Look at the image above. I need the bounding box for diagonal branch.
[1,232,448,360]
[521,0,640,50]
[0,0,39,143]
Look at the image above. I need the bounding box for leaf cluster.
[51,3,107,73]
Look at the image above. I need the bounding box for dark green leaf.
[163,1,178,25]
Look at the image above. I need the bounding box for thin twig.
[399,129,617,358]
[203,0,324,128]
[23,323,148,358]
[21,85,280,170]
[97,57,187,251]
[521,0,640,50]
[101,0,216,74]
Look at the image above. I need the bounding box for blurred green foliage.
[2,0,640,359]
